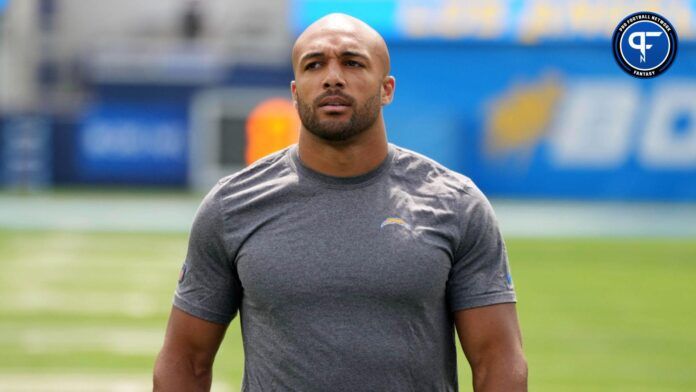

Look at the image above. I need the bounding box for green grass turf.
[1,230,695,391]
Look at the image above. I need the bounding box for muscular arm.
[455,303,527,392]
[153,306,228,392]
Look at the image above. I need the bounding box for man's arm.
[454,303,527,392]
[153,306,228,392]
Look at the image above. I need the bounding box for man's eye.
[345,60,363,67]
[305,62,321,70]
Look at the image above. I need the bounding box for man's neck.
[297,126,389,178]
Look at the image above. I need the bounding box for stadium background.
[1,0,695,390]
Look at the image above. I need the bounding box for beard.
[297,89,381,142]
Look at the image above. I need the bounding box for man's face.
[291,30,391,142]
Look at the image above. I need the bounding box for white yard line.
[0,374,231,392]
[0,290,166,318]
[0,324,165,355]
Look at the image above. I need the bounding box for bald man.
[154,13,527,392]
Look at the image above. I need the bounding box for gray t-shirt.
[174,143,516,391]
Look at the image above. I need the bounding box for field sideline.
[2,192,696,237]
[1,230,695,391]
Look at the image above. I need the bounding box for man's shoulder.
[208,146,296,200]
[391,144,479,199]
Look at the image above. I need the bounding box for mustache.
[313,90,355,107]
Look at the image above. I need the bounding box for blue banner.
[384,42,696,200]
[77,102,188,185]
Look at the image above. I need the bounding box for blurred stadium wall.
[0,0,695,200]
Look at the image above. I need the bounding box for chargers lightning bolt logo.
[380,217,411,230]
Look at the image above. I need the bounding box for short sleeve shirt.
[174,143,516,391]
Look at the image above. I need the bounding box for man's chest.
[233,187,458,309]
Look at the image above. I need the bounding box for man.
[154,13,527,392]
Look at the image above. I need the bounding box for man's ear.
[290,81,298,108]
[381,76,396,106]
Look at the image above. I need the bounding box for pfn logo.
[613,12,677,78]
[628,31,662,63]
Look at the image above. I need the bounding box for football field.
[1,229,695,391]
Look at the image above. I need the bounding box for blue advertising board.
[384,42,696,200]
[77,102,188,185]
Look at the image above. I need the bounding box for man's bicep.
[454,303,523,366]
[174,184,241,324]
[162,305,228,359]
[447,185,515,311]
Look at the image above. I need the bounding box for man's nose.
[322,61,345,88]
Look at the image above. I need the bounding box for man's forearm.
[153,351,213,392]
[472,353,528,392]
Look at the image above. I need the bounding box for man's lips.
[318,104,351,114]
[318,95,352,107]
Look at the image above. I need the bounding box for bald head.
[292,13,391,77]
[290,13,396,144]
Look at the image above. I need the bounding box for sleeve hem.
[173,295,234,325]
[449,291,517,312]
